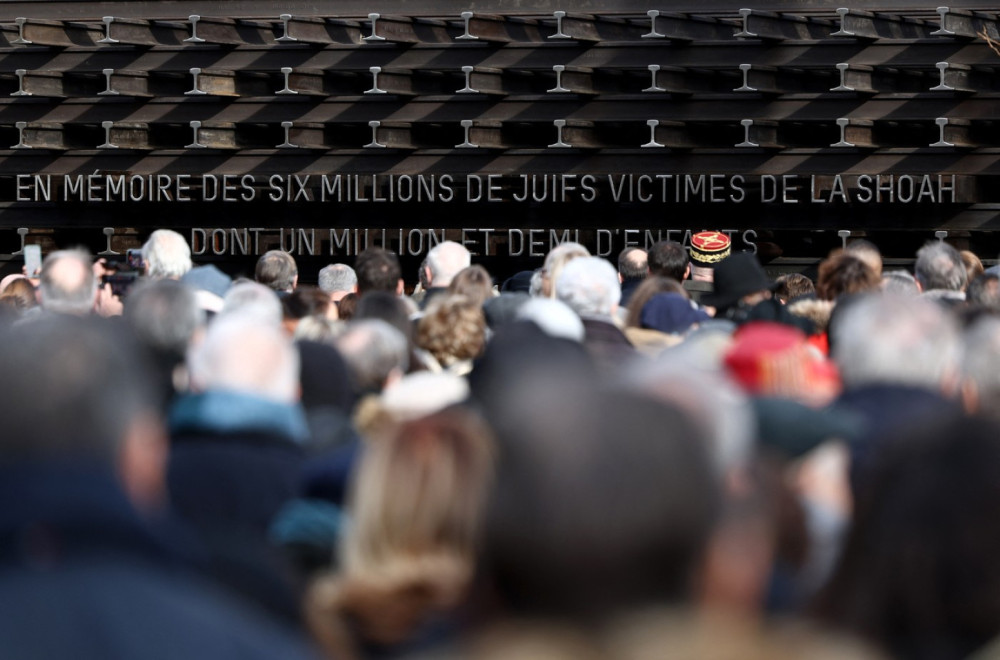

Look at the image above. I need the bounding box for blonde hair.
[417,295,486,366]
[307,409,494,657]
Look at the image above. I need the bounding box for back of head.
[831,293,959,390]
[125,278,205,359]
[187,312,299,403]
[774,273,815,303]
[39,248,97,316]
[844,239,883,277]
[255,250,298,292]
[425,241,472,288]
[448,265,494,307]
[648,241,689,281]
[968,273,1000,310]
[355,248,402,295]
[618,247,648,281]
[0,277,38,313]
[141,229,192,280]
[881,269,920,296]
[318,263,358,294]
[818,414,1000,659]
[484,384,718,620]
[541,242,590,298]
[355,291,412,340]
[221,281,283,326]
[555,256,621,319]
[624,276,686,328]
[915,241,967,292]
[817,251,880,301]
[335,319,409,395]
[417,295,487,365]
[0,316,154,461]
[281,286,333,321]
[516,298,585,342]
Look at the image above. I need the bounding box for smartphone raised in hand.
[23,245,41,278]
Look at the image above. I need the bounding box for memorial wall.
[2,0,999,277]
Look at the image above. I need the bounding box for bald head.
[39,249,97,316]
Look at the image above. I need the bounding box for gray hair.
[881,269,920,296]
[335,319,410,393]
[915,241,967,292]
[318,263,357,294]
[555,256,621,319]
[516,298,585,342]
[188,312,299,403]
[255,250,298,293]
[221,281,283,327]
[124,279,205,358]
[541,242,590,298]
[141,229,192,280]
[39,248,97,316]
[425,241,471,288]
[832,293,960,390]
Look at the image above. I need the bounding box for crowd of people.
[2,228,1000,660]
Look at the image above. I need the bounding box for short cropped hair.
[618,247,648,280]
[255,250,298,292]
[355,248,402,295]
[141,229,192,280]
[425,241,471,288]
[647,241,689,281]
[318,264,358,294]
[335,319,409,394]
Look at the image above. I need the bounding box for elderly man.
[141,229,192,280]
[39,248,98,315]
[168,312,308,623]
[0,316,316,658]
[318,263,358,303]
[334,319,410,396]
[556,256,635,372]
[420,240,471,308]
[255,250,298,294]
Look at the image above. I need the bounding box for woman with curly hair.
[416,295,487,376]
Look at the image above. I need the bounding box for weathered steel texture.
[1,3,999,251]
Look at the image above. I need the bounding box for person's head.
[960,317,1000,418]
[516,298,585,342]
[817,414,1000,659]
[309,407,494,650]
[355,248,403,296]
[0,316,164,508]
[960,250,984,288]
[424,241,472,289]
[282,286,337,335]
[831,293,960,391]
[0,277,38,312]
[318,263,358,302]
[881,269,920,296]
[335,319,410,394]
[447,265,494,308]
[816,250,880,301]
[141,229,192,280]
[844,239,883,278]
[355,291,412,341]
[540,242,590,298]
[773,273,815,303]
[617,247,648,282]
[648,241,690,282]
[915,241,967,292]
[555,256,621,320]
[417,295,487,366]
[220,280,283,326]
[624,276,686,328]
[39,248,97,316]
[255,250,298,293]
[968,273,1000,311]
[483,385,718,620]
[187,312,299,403]
[124,278,205,360]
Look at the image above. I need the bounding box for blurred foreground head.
[483,378,719,621]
